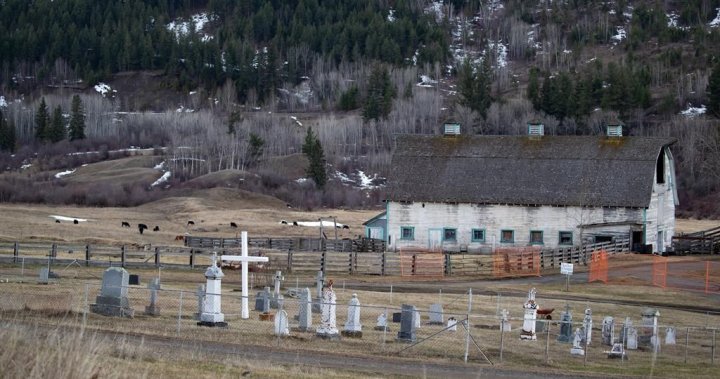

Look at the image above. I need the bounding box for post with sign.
[561,262,574,291]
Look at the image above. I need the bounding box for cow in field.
[174,235,185,241]
[55,220,61,223]
[138,223,148,234]
[73,219,79,224]
[230,222,238,228]
[153,226,160,231]
[187,220,195,226]
[121,221,130,227]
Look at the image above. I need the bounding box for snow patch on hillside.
[167,12,217,41]
[710,8,720,27]
[680,104,706,118]
[49,215,88,223]
[611,26,626,43]
[54,169,76,178]
[94,83,116,97]
[0,96,6,107]
[151,171,171,187]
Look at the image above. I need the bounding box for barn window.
[471,229,485,242]
[530,230,544,245]
[443,228,457,242]
[559,231,573,245]
[400,227,414,240]
[501,229,514,243]
[656,150,665,184]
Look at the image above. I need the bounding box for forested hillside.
[1,0,719,216]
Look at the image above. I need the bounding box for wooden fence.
[0,237,631,277]
[672,226,720,255]
[184,236,386,253]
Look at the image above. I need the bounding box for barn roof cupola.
[443,122,461,136]
[606,119,624,137]
[527,119,544,136]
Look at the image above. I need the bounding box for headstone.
[342,293,362,338]
[557,305,573,343]
[270,270,285,309]
[144,277,161,316]
[447,316,458,332]
[315,281,340,339]
[90,267,134,318]
[501,309,511,332]
[414,310,422,329]
[312,270,324,313]
[428,303,444,325]
[583,308,593,345]
[274,310,290,336]
[375,313,389,331]
[639,308,660,351]
[396,304,417,343]
[536,317,546,334]
[626,327,638,350]
[665,327,676,345]
[128,274,140,285]
[38,267,50,284]
[606,343,628,359]
[296,287,313,332]
[520,288,538,340]
[571,327,585,356]
[195,284,205,320]
[621,317,633,344]
[392,312,402,323]
[197,253,227,327]
[255,287,271,313]
[602,316,615,346]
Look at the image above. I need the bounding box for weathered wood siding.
[645,147,677,252]
[387,202,644,252]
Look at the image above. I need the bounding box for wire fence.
[1,263,720,376]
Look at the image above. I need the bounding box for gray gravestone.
[428,303,444,325]
[255,287,271,313]
[38,267,50,284]
[571,327,585,356]
[297,287,313,332]
[501,309,511,332]
[312,270,324,313]
[621,317,633,343]
[557,305,573,343]
[639,308,660,350]
[665,327,676,345]
[274,309,290,336]
[90,267,134,318]
[144,277,161,316]
[375,313,389,331]
[583,308,593,345]
[626,327,638,350]
[270,271,284,309]
[396,304,417,343]
[602,316,615,346]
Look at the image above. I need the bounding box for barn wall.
[387,202,643,252]
[645,147,677,252]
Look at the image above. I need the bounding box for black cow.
[292,221,298,226]
[187,220,195,226]
[230,222,238,228]
[73,219,79,224]
[153,226,160,232]
[138,223,148,234]
[280,220,288,225]
[55,220,61,223]
[342,225,350,229]
[121,221,130,228]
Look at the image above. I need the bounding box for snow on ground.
[417,75,438,87]
[295,178,309,184]
[357,170,385,189]
[424,1,445,23]
[289,116,303,127]
[711,8,720,27]
[611,26,626,43]
[20,163,31,170]
[680,104,706,118]
[166,12,217,41]
[49,215,88,222]
[153,161,166,170]
[488,41,508,68]
[176,105,194,113]
[94,83,112,96]
[0,95,6,107]
[151,171,171,187]
[54,169,76,178]
[280,220,345,228]
[387,9,396,22]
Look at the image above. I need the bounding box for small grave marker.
[428,303,444,325]
[375,313,389,331]
[342,293,362,338]
[274,310,290,336]
[557,305,573,343]
[144,277,161,316]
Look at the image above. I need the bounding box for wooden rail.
[673,226,720,255]
[184,236,386,253]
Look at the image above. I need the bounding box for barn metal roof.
[387,135,677,208]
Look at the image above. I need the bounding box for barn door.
[428,229,442,251]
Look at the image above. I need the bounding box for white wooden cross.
[221,231,269,319]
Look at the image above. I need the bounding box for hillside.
[0,1,719,216]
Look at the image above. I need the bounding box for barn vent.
[527,120,544,136]
[606,121,623,137]
[443,123,461,136]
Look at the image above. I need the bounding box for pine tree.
[49,105,66,143]
[69,95,86,141]
[0,109,6,150]
[708,62,720,118]
[35,97,49,141]
[0,109,15,152]
[527,67,541,111]
[458,57,492,118]
[302,127,327,188]
[248,132,265,165]
[363,65,396,121]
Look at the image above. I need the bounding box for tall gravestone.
[91,267,134,318]
[557,305,573,343]
[447,316,458,332]
[197,253,227,327]
[297,287,313,332]
[342,293,362,338]
[602,316,615,346]
[665,327,676,345]
[316,281,340,339]
[396,304,417,343]
[270,270,285,309]
[520,288,538,340]
[144,277,161,316]
[626,326,638,350]
[501,309,511,332]
[639,308,660,351]
[571,327,585,356]
[621,317,632,344]
[428,303,444,325]
[414,310,422,329]
[583,308,593,345]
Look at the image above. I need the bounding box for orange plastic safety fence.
[652,255,668,289]
[588,250,608,283]
[399,249,444,277]
[492,247,541,278]
[706,261,720,295]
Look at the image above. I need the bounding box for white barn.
[385,125,678,253]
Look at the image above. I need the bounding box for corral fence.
[184,236,386,253]
[0,238,632,277]
[672,226,720,255]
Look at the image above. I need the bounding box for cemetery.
[0,232,719,378]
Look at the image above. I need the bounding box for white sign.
[561,263,574,275]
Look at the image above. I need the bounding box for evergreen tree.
[49,105,66,143]
[338,86,359,111]
[363,65,396,121]
[69,95,86,141]
[35,97,49,141]
[248,132,265,165]
[0,109,16,152]
[527,67,541,111]
[458,57,492,118]
[708,62,720,118]
[301,127,327,188]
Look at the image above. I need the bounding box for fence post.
[685,327,690,363]
[189,250,195,269]
[320,250,326,274]
[177,291,184,336]
[381,251,386,276]
[51,243,57,259]
[121,245,126,268]
[82,283,89,335]
[348,252,353,274]
[155,247,160,268]
[500,318,505,362]
[713,329,716,364]
[85,245,91,266]
[13,242,18,263]
[706,261,711,294]
[287,251,293,273]
[464,288,473,363]
[545,320,551,363]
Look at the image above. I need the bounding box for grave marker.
[571,327,585,356]
[297,287,313,332]
[583,308,593,345]
[665,326,676,345]
[428,303,444,325]
[396,304,417,343]
[144,277,161,316]
[557,304,573,343]
[342,293,362,338]
[220,231,269,319]
[602,316,615,346]
[197,252,227,327]
[520,288,538,340]
[316,280,340,339]
[447,316,458,332]
[375,313,389,331]
[501,309,511,332]
[274,310,290,336]
[639,308,660,351]
[90,267,134,318]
